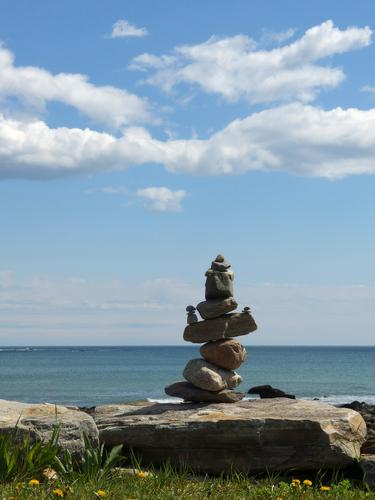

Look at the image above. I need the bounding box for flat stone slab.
[184,312,257,343]
[165,381,245,403]
[0,399,98,459]
[94,398,366,474]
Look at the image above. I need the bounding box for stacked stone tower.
[165,254,257,403]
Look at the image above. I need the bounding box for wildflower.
[95,490,106,497]
[15,482,24,491]
[8,496,16,500]
[291,478,301,487]
[53,488,65,497]
[137,471,147,478]
[303,479,313,487]
[29,478,40,486]
[320,485,331,491]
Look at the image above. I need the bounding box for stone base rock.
[183,358,242,391]
[197,298,238,320]
[184,312,257,343]
[248,384,296,399]
[165,382,245,403]
[0,399,98,459]
[201,339,246,370]
[95,398,366,475]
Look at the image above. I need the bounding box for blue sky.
[0,0,375,345]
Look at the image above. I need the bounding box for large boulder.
[184,312,257,343]
[95,399,366,474]
[183,359,242,391]
[197,298,238,320]
[201,339,247,370]
[360,455,375,488]
[165,381,245,403]
[0,399,98,459]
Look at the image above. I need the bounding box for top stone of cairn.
[205,254,234,300]
[211,254,231,272]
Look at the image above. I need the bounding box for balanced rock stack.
[165,254,257,403]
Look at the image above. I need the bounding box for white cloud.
[84,186,128,195]
[260,28,296,45]
[0,272,374,345]
[136,187,187,212]
[362,85,375,93]
[130,20,372,103]
[110,19,148,38]
[0,45,152,128]
[1,103,375,180]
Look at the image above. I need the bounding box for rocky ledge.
[0,399,98,459]
[94,398,366,475]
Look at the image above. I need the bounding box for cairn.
[165,254,257,403]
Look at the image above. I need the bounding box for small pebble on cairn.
[164,254,258,403]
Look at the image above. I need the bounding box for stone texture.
[205,270,233,300]
[200,339,246,370]
[95,398,366,474]
[248,384,296,400]
[165,381,245,403]
[360,455,375,488]
[183,359,242,391]
[184,312,257,343]
[197,297,238,320]
[0,399,98,459]
[338,401,375,454]
[211,254,231,272]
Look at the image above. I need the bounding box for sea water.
[0,346,374,406]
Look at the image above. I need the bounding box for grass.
[0,429,374,498]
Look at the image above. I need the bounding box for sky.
[0,0,375,345]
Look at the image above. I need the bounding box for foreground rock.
[184,312,257,343]
[201,339,247,370]
[338,401,375,454]
[95,398,366,474]
[183,358,242,391]
[248,384,296,399]
[165,382,245,403]
[0,399,98,459]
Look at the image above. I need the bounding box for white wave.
[148,395,375,405]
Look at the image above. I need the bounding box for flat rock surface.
[165,381,245,403]
[94,398,366,474]
[184,312,257,343]
[197,298,238,320]
[0,399,98,458]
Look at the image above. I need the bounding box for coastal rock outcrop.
[165,254,257,403]
[248,384,296,399]
[94,398,366,474]
[0,399,98,459]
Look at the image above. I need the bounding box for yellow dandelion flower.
[291,478,300,487]
[53,488,65,497]
[15,482,24,490]
[8,496,16,500]
[28,478,40,486]
[137,471,147,478]
[320,485,331,491]
[303,479,313,486]
[95,490,106,497]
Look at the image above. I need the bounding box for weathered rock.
[184,312,257,343]
[165,381,245,403]
[183,359,242,391]
[211,254,231,272]
[248,384,296,400]
[95,398,366,474]
[197,297,238,320]
[205,269,233,300]
[200,339,247,370]
[186,305,198,324]
[0,399,99,459]
[338,401,375,453]
[360,455,375,488]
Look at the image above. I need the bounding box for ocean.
[0,346,374,407]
